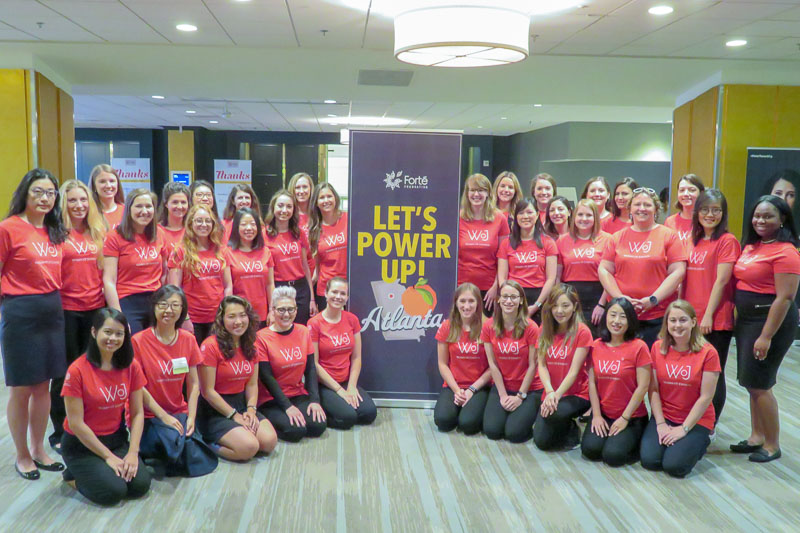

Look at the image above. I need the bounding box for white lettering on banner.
[497,341,520,354]
[157,360,173,375]
[515,251,538,263]
[456,341,480,354]
[688,251,708,265]
[277,242,299,255]
[325,233,346,247]
[383,170,429,190]
[628,241,652,254]
[32,242,59,257]
[279,346,303,361]
[135,247,159,260]
[330,333,351,348]
[466,229,489,242]
[198,259,222,274]
[68,240,97,255]
[597,359,621,374]
[573,247,595,259]
[548,345,568,359]
[665,364,692,380]
[229,361,252,375]
[360,306,443,336]
[240,260,264,273]
[98,383,128,403]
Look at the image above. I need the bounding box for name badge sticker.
[172,357,189,375]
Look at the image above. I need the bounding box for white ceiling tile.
[121,1,235,45]
[670,35,785,58]
[731,19,800,37]
[691,2,798,20]
[0,0,103,41]
[39,1,166,43]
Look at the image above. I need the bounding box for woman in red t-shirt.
[582,297,651,466]
[458,173,510,316]
[310,277,377,429]
[228,207,275,327]
[530,173,557,225]
[88,164,125,230]
[599,187,687,348]
[730,195,800,463]
[533,284,593,450]
[434,282,491,434]
[264,189,317,325]
[168,205,232,345]
[481,281,541,443]
[665,174,705,246]
[103,188,167,334]
[558,199,612,332]
[641,300,720,478]
[492,171,523,229]
[197,296,277,460]
[543,196,572,240]
[50,179,107,452]
[189,180,219,218]
[61,308,150,504]
[581,176,614,229]
[682,189,740,428]
[603,178,638,234]
[1,169,69,480]
[497,197,558,323]
[221,183,261,244]
[288,172,316,277]
[157,182,190,254]
[256,286,327,442]
[308,183,347,311]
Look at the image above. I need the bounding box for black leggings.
[315,294,328,313]
[581,414,647,466]
[61,429,151,506]
[534,395,591,450]
[523,287,543,325]
[483,386,541,443]
[639,318,663,349]
[119,291,155,335]
[193,322,213,347]
[434,387,489,435]
[640,417,711,478]
[258,394,327,442]
[276,279,312,325]
[705,330,733,424]
[319,382,377,430]
[50,308,99,446]
[569,281,604,336]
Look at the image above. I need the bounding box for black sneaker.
[564,421,581,450]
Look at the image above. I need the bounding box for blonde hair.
[445,283,483,343]
[631,188,664,220]
[288,172,315,211]
[492,171,523,211]
[569,199,602,241]
[180,204,226,276]
[537,284,584,364]
[658,300,707,354]
[461,174,496,222]
[59,179,106,267]
[493,280,530,339]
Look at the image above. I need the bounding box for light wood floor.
[1,344,799,533]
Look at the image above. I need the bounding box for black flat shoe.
[730,440,763,453]
[749,448,781,463]
[33,459,65,472]
[15,462,40,481]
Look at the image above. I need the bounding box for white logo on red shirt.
[68,240,97,255]
[547,345,568,360]
[198,259,222,274]
[466,229,490,242]
[98,383,128,403]
[229,361,252,375]
[597,359,621,374]
[628,241,652,254]
[677,230,691,241]
[665,363,692,380]
[157,360,173,375]
[135,246,159,260]
[239,260,264,273]
[32,241,59,257]
[277,242,300,255]
[330,333,351,348]
[688,251,708,265]
[456,340,480,354]
[497,341,520,354]
[324,233,346,247]
[279,346,303,361]
[514,251,538,263]
[739,253,759,265]
[573,247,595,259]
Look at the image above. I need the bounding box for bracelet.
[621,414,629,422]
[468,385,477,394]
[246,405,257,411]
[227,409,237,419]
[597,303,606,309]
[656,421,666,426]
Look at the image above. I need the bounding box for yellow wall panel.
[58,89,75,181]
[35,72,60,176]
[671,102,691,181]
[775,86,800,147]
[0,69,33,213]
[168,129,195,179]
[688,87,718,187]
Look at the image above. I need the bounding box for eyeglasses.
[467,188,488,194]
[499,294,520,301]
[30,187,57,199]
[194,192,213,199]
[275,307,297,315]
[633,187,656,195]
[156,302,183,311]
[699,207,723,216]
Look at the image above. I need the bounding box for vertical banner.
[744,147,800,232]
[214,159,252,215]
[348,130,462,402]
[111,158,151,198]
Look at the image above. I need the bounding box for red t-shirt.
[255,325,314,404]
[651,340,720,430]
[61,355,146,436]
[557,232,611,282]
[588,338,651,419]
[602,225,687,320]
[103,203,125,230]
[61,229,105,311]
[684,233,740,331]
[265,230,310,282]
[734,241,800,294]
[168,247,230,323]
[0,216,62,295]
[602,216,630,235]
[132,328,200,418]
[664,213,694,245]
[229,247,274,322]
[221,219,234,245]
[480,318,540,392]
[315,213,348,296]
[103,228,166,299]
[159,225,185,255]
[435,320,488,389]
[457,212,510,290]
[309,310,361,383]
[497,236,558,288]
[200,335,256,395]
[538,322,592,400]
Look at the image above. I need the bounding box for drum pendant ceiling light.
[394,2,530,68]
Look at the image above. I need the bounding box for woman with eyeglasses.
[1,169,68,480]
[221,184,261,244]
[581,177,614,228]
[189,180,219,218]
[682,190,739,428]
[599,187,687,348]
[168,205,233,345]
[228,207,275,328]
[257,286,327,441]
[492,171,523,228]
[458,173,510,316]
[665,174,705,245]
[603,178,638,234]
[88,164,125,230]
[157,182,190,254]
[531,173,557,225]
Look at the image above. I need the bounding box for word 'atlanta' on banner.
[348,129,461,401]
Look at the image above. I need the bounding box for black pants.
[319,382,377,430]
[193,322,213,347]
[534,395,591,450]
[258,394,327,442]
[50,308,99,446]
[639,318,663,349]
[706,329,733,424]
[61,429,151,506]
[434,387,489,435]
[523,287,543,325]
[569,280,604,336]
[479,289,493,318]
[640,417,710,478]
[276,279,312,325]
[483,386,541,443]
[581,414,647,466]
[119,291,155,335]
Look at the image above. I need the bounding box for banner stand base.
[374,399,435,409]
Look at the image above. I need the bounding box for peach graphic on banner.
[401,278,437,316]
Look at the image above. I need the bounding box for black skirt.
[1,291,66,386]
[197,391,265,444]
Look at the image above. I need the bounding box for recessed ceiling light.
[151,95,165,100]
[176,24,197,32]
[327,114,337,117]
[648,6,673,16]
[209,120,219,124]
[477,126,483,129]
[500,117,507,120]
[533,104,543,107]
[726,39,747,47]
[324,99,337,104]
[186,110,196,114]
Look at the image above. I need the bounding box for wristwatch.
[649,295,658,306]
[682,424,689,434]
[517,392,527,400]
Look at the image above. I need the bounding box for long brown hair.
[222,183,262,221]
[118,188,158,243]
[180,204,226,275]
[308,182,342,251]
[657,300,707,355]
[492,171,522,211]
[213,296,259,360]
[89,164,124,209]
[536,284,583,364]
[445,283,483,343]
[493,280,530,340]
[264,189,301,239]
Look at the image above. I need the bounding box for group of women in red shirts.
[445,170,800,475]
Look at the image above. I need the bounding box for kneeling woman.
[198,296,277,461]
[533,284,593,450]
[481,281,541,443]
[434,282,491,434]
[309,277,377,429]
[640,300,720,478]
[256,286,327,441]
[582,298,651,466]
[61,308,151,505]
